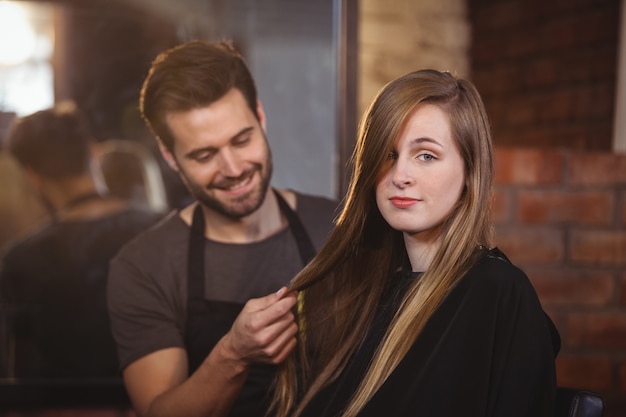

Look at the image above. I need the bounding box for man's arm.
[123,288,298,417]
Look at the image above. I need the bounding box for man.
[0,102,161,377]
[107,40,337,417]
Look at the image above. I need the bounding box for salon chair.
[556,387,604,417]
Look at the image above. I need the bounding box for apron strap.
[187,189,316,298]
[187,204,206,297]
[273,189,316,265]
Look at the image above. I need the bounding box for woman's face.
[375,103,466,243]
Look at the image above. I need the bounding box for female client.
[272,69,560,417]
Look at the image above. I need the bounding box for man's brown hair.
[139,40,258,152]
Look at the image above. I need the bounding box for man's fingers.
[242,290,297,333]
[257,320,299,364]
[243,287,296,313]
[227,288,299,362]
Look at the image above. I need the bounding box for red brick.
[621,273,626,306]
[583,84,616,120]
[517,190,614,225]
[506,29,539,58]
[550,88,596,123]
[473,66,521,96]
[620,360,626,394]
[494,148,564,185]
[495,227,564,265]
[528,269,614,307]
[502,125,611,151]
[536,90,576,123]
[472,36,505,66]
[558,47,617,86]
[538,15,579,51]
[491,187,511,224]
[524,57,558,88]
[566,312,626,349]
[581,6,621,44]
[473,1,523,32]
[568,152,626,186]
[570,230,626,266]
[556,355,613,392]
[495,128,559,149]
[3,408,135,416]
[502,96,538,126]
[581,125,614,152]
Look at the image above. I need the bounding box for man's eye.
[234,135,251,146]
[194,152,214,162]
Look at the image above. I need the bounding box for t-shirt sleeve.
[107,229,186,371]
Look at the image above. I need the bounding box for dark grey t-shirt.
[107,191,337,370]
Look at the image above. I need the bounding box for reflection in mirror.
[0,1,54,116]
[0,101,163,389]
[0,0,356,409]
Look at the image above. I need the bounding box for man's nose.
[216,148,244,177]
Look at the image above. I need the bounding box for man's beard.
[182,159,273,220]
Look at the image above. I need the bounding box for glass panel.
[0,0,356,407]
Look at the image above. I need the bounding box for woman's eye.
[387,151,398,160]
[417,153,436,162]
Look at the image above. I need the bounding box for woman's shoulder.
[466,247,536,296]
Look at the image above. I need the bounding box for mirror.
[0,0,356,407]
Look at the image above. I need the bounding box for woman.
[272,69,560,417]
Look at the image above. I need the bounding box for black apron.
[185,190,315,417]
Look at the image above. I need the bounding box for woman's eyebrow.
[410,137,444,148]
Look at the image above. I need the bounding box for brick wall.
[2,409,134,417]
[494,147,626,416]
[358,0,470,115]
[470,0,621,151]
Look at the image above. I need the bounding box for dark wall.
[54,0,179,141]
[51,0,187,208]
[469,0,621,150]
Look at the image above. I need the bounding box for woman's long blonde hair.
[272,69,494,417]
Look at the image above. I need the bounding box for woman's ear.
[157,139,179,172]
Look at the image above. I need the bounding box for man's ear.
[256,100,267,132]
[157,138,179,172]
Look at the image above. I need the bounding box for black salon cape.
[301,248,560,417]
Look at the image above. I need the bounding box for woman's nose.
[390,158,414,188]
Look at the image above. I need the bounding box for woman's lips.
[390,197,419,208]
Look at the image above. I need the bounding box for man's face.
[162,88,273,219]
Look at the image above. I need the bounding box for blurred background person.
[0,111,47,255]
[0,101,162,378]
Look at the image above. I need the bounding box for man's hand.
[123,288,299,417]
[222,287,298,366]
